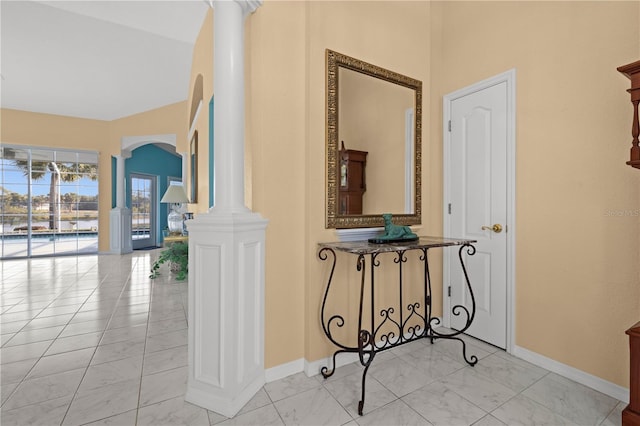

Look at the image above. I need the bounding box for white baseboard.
[264,353,360,383]
[304,352,360,378]
[513,345,629,404]
[267,326,442,382]
[265,357,305,383]
[265,343,630,405]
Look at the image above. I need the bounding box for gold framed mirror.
[326,49,422,229]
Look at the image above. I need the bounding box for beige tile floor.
[0,251,626,425]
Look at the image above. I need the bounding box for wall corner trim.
[513,345,629,403]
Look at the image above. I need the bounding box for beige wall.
[1,108,112,250]
[4,0,639,393]
[239,0,431,368]
[246,1,309,367]
[110,101,188,154]
[302,0,432,366]
[186,8,213,212]
[239,0,639,388]
[432,1,640,388]
[1,102,188,252]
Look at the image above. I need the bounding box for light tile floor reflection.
[0,251,627,425]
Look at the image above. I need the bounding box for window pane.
[2,214,28,257]
[2,212,27,232]
[77,163,98,178]
[2,165,29,182]
[2,184,28,213]
[53,232,79,256]
[31,232,55,256]
[55,151,77,162]
[31,149,54,173]
[1,147,29,192]
[0,146,99,258]
[31,169,53,195]
[1,146,29,162]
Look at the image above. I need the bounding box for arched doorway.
[110,134,186,252]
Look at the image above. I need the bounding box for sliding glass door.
[0,145,99,258]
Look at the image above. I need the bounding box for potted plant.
[149,241,188,281]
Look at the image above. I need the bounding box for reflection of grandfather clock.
[339,141,368,215]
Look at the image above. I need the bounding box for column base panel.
[185,373,265,418]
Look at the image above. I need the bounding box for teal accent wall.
[209,96,214,208]
[111,156,117,208]
[123,144,182,243]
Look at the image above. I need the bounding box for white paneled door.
[445,75,513,350]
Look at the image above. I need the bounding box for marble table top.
[318,236,476,255]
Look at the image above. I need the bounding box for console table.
[163,234,188,248]
[318,237,478,415]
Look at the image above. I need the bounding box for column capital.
[236,0,262,15]
[117,149,132,159]
[209,0,262,16]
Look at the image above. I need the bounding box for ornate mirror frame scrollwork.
[326,49,422,229]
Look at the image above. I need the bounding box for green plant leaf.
[150,242,188,280]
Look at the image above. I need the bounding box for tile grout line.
[0,264,107,413]
[58,257,138,426]
[2,261,107,342]
[133,256,156,426]
[2,253,627,426]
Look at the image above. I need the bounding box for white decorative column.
[185,0,267,418]
[109,152,132,254]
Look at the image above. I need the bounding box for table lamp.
[161,184,189,235]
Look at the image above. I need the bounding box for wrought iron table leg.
[318,248,360,378]
[427,243,479,366]
[321,349,352,379]
[355,255,372,415]
[358,362,372,416]
[319,241,479,415]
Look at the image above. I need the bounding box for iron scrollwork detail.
[427,244,478,365]
[318,240,477,415]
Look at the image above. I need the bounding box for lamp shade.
[161,184,189,204]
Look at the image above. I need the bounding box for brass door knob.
[481,224,503,233]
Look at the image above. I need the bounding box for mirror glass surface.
[326,49,422,229]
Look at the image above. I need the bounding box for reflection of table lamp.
[161,184,189,235]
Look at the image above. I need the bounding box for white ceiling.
[1,0,210,121]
